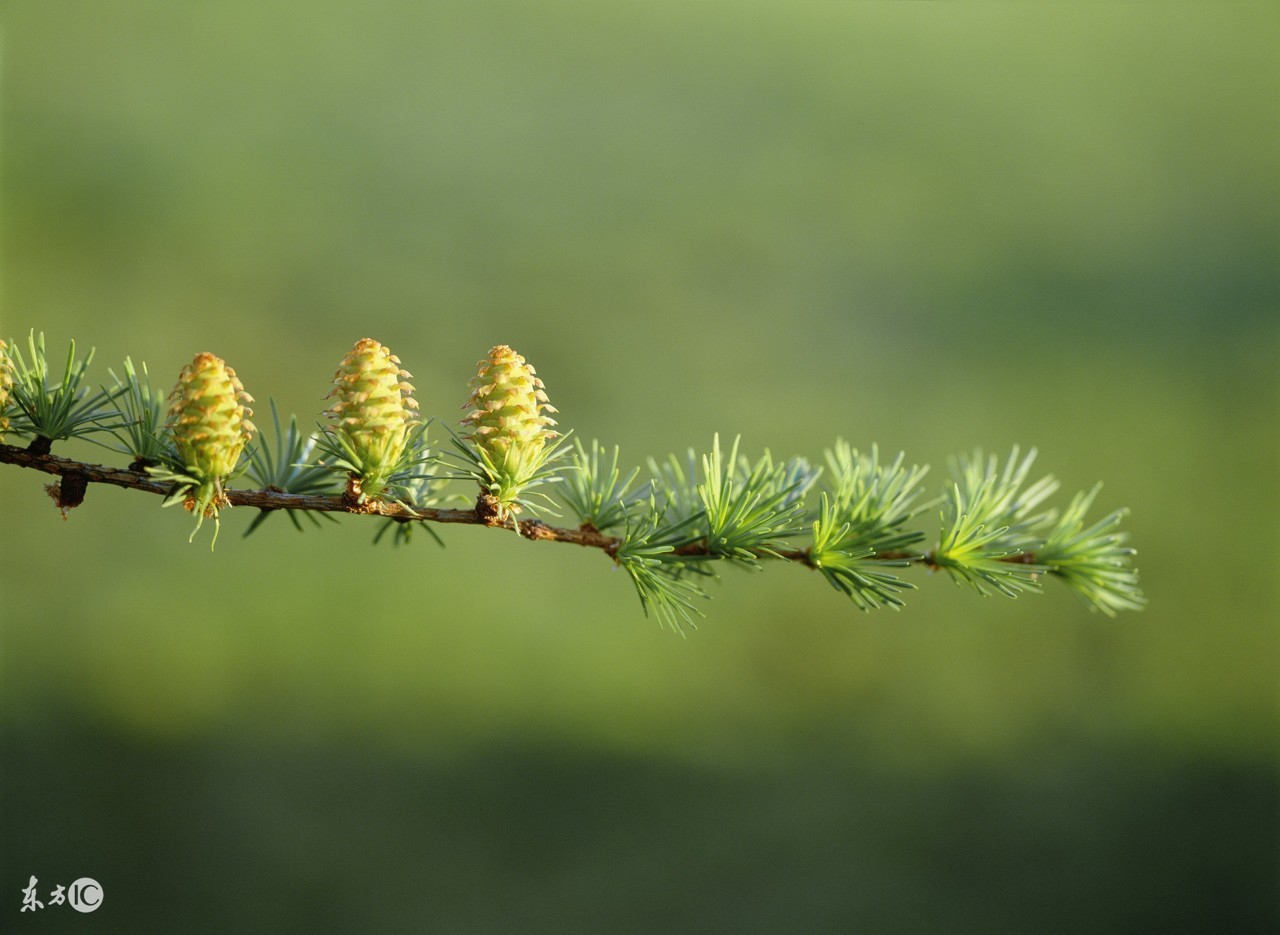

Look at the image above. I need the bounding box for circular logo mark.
[68,878,102,913]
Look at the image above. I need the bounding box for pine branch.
[0,332,1147,629]
[0,442,1082,558]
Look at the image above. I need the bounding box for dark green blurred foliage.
[1,2,1276,931]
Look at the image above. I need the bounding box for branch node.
[342,475,366,508]
[44,471,89,519]
[474,491,502,525]
[519,519,556,542]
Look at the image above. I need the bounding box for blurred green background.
[2,2,1277,931]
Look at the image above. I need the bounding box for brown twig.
[0,443,1044,567]
[0,442,629,552]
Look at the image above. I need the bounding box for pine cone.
[323,338,420,500]
[166,352,255,495]
[461,345,558,463]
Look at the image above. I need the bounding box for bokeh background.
[2,3,1277,931]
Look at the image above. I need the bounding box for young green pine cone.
[323,338,420,501]
[0,338,12,437]
[461,344,558,463]
[460,345,560,518]
[166,352,255,495]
